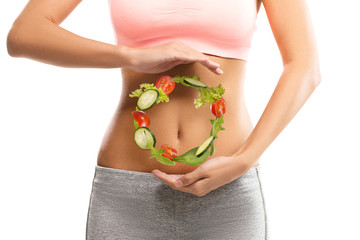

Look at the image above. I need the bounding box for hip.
[86,164,268,240]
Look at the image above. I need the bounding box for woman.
[7,0,321,239]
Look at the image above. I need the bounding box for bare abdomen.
[97,56,254,174]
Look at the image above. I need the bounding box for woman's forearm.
[7,16,131,68]
[232,61,322,164]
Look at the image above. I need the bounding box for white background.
[1,1,359,239]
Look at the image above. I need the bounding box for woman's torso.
[97,0,262,174]
[97,54,259,174]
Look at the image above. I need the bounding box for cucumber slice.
[195,136,215,157]
[183,78,208,88]
[134,127,156,150]
[137,89,159,110]
[209,142,215,156]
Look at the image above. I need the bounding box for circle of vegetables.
[129,75,226,166]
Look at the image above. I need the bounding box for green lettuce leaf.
[170,74,199,86]
[145,141,175,166]
[193,84,225,109]
[129,83,169,104]
[170,75,225,109]
[172,147,209,165]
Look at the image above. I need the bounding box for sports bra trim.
[109,0,258,61]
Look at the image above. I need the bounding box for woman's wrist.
[231,149,259,171]
[116,45,136,70]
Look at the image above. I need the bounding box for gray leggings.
[86,165,268,240]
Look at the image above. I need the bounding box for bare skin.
[7,0,321,196]
[97,54,257,174]
[97,0,264,174]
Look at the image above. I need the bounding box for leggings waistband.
[94,164,260,184]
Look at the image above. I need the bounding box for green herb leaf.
[210,115,225,139]
[171,75,189,86]
[146,141,175,166]
[128,88,143,98]
[170,75,183,84]
[129,83,169,104]
[170,75,225,109]
[133,119,139,130]
[193,84,225,109]
[172,147,209,165]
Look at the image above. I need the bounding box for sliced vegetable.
[211,97,226,118]
[170,74,198,86]
[209,142,215,156]
[183,77,208,88]
[137,89,159,110]
[134,127,156,150]
[172,147,209,165]
[129,83,169,104]
[160,144,178,160]
[195,136,215,157]
[131,110,150,127]
[156,75,176,95]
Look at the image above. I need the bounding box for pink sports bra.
[109,0,258,61]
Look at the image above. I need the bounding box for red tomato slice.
[160,144,178,160]
[155,75,176,95]
[131,110,150,127]
[211,97,226,118]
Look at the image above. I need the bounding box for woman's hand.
[125,40,224,75]
[152,155,253,197]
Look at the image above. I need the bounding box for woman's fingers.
[201,58,223,75]
[173,41,223,74]
[176,53,223,75]
[126,40,224,74]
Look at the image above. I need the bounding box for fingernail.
[175,179,184,187]
[216,68,223,74]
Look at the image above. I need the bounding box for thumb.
[175,168,204,188]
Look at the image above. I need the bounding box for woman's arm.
[232,0,322,165]
[6,0,133,68]
[150,0,322,196]
[6,0,222,73]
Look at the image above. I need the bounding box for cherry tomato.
[155,75,176,95]
[160,144,178,160]
[210,97,226,118]
[131,110,150,127]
